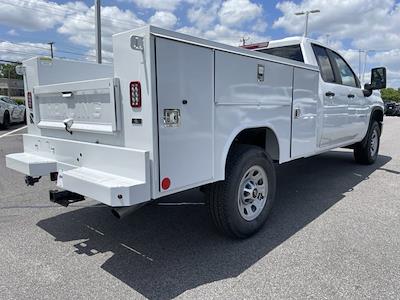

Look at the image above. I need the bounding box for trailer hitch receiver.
[25,176,41,186]
[49,190,85,207]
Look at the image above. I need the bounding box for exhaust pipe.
[111,204,144,219]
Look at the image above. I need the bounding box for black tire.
[354,121,381,165]
[1,111,10,129]
[208,145,276,239]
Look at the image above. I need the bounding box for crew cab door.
[327,50,368,140]
[312,44,352,147]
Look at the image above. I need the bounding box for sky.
[0,0,399,87]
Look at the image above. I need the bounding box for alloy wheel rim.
[237,165,268,221]
[370,128,379,157]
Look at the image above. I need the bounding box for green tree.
[0,63,22,80]
[380,88,400,103]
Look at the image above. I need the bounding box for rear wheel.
[1,111,10,129]
[208,145,276,238]
[354,121,381,164]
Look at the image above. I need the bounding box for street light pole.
[295,9,320,37]
[95,0,102,64]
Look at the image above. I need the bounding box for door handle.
[325,91,335,97]
[347,94,355,98]
[294,108,301,119]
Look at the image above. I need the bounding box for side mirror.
[363,67,386,97]
[15,65,25,76]
[370,67,386,90]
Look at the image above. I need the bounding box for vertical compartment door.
[156,38,214,191]
[291,68,319,158]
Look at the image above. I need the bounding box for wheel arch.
[370,106,384,130]
[218,126,281,180]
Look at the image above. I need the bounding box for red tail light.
[27,92,32,109]
[130,81,141,108]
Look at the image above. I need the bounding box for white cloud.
[57,5,145,53]
[132,0,182,11]
[182,0,268,45]
[251,19,268,33]
[187,1,221,30]
[0,41,50,62]
[368,50,400,87]
[0,0,66,31]
[274,0,400,87]
[7,29,18,36]
[149,11,177,29]
[179,24,268,46]
[218,0,263,27]
[273,0,400,49]
[0,1,270,65]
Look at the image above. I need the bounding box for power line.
[0,59,21,64]
[0,49,113,65]
[0,39,97,58]
[0,0,142,29]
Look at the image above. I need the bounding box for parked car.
[6,26,385,238]
[385,102,397,116]
[0,95,26,129]
[395,103,400,116]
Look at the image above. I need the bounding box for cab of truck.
[245,37,385,150]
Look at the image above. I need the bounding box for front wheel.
[1,111,10,129]
[208,145,276,239]
[354,121,381,165]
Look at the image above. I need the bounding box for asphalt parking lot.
[0,118,399,300]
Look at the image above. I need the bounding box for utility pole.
[48,42,54,58]
[7,67,11,97]
[295,9,320,37]
[95,0,102,64]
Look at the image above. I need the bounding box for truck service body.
[6,26,385,238]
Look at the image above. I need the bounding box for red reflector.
[27,92,32,109]
[130,81,141,108]
[161,177,171,190]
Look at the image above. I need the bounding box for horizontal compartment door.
[34,78,120,134]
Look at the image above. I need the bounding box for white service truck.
[6,26,386,238]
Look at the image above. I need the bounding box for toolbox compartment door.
[33,78,119,134]
[156,37,214,192]
[291,67,319,158]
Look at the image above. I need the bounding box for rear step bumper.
[6,134,151,207]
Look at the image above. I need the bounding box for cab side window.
[329,51,359,88]
[312,44,335,83]
[258,45,304,62]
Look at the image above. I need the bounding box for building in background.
[0,78,24,97]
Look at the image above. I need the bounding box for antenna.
[240,36,250,46]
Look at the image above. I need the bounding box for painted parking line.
[0,125,27,139]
